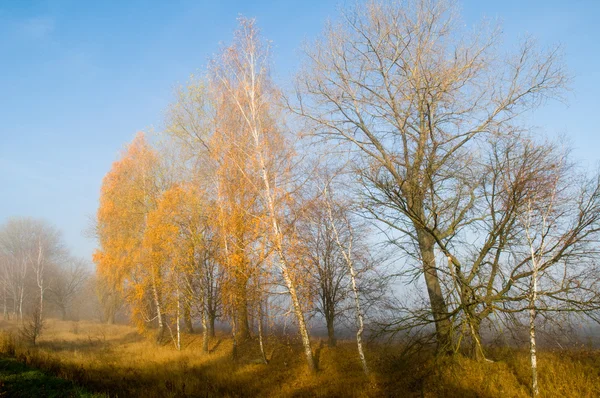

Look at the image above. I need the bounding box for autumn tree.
[209,17,319,371]
[94,133,170,342]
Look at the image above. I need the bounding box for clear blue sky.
[1,0,598,261]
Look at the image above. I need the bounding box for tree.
[47,257,89,320]
[298,196,349,347]
[94,133,169,342]
[0,218,65,328]
[321,181,371,374]
[292,0,567,351]
[211,17,317,371]
[93,274,122,325]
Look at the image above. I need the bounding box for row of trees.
[0,218,90,328]
[94,0,600,393]
[94,17,381,373]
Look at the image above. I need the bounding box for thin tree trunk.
[323,194,369,374]
[19,286,24,322]
[202,306,209,353]
[207,290,216,337]
[255,134,316,372]
[258,299,268,364]
[36,238,45,327]
[348,262,368,375]
[529,250,539,397]
[3,284,6,320]
[184,302,194,333]
[176,286,181,351]
[209,312,216,338]
[151,272,165,344]
[231,312,238,360]
[281,268,316,371]
[236,281,251,341]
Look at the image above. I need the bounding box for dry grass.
[0,319,598,397]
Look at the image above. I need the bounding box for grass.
[0,319,598,397]
[0,356,102,397]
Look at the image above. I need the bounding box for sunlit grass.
[0,319,599,397]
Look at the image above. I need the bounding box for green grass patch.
[0,356,103,398]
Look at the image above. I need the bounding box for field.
[0,319,599,397]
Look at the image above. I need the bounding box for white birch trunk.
[257,299,268,364]
[36,239,44,323]
[151,270,164,343]
[529,244,539,397]
[202,300,209,353]
[323,189,369,374]
[176,285,181,351]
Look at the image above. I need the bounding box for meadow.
[0,319,598,397]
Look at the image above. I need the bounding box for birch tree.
[321,182,370,375]
[211,18,317,371]
[94,133,169,342]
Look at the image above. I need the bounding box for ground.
[0,319,598,397]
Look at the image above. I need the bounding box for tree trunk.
[106,306,115,325]
[202,307,209,353]
[176,286,181,351]
[529,301,538,397]
[184,303,194,333]
[208,312,216,338]
[529,249,539,397]
[60,305,68,321]
[417,229,452,353]
[281,268,316,372]
[206,290,216,337]
[3,285,6,321]
[348,256,369,375]
[326,313,336,347]
[19,286,24,322]
[151,274,165,344]
[258,300,268,364]
[231,313,238,360]
[236,292,251,341]
[468,315,485,361]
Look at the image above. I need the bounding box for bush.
[19,306,44,345]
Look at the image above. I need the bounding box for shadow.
[209,339,222,354]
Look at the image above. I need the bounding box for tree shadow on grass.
[0,356,100,397]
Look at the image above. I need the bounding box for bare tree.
[47,257,89,320]
[298,195,349,347]
[20,305,44,345]
[291,0,567,350]
[321,182,370,375]
[0,218,66,328]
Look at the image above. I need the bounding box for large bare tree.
[291,0,567,350]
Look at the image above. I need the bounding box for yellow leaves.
[93,133,168,330]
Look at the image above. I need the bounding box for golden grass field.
[0,319,599,397]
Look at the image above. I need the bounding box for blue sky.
[0,0,598,261]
